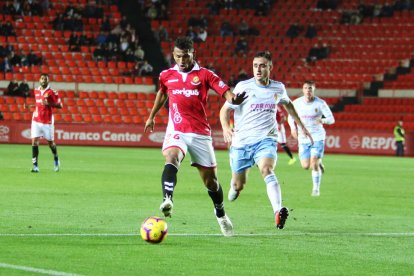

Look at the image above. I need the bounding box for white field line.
[0,232,413,237]
[0,262,83,276]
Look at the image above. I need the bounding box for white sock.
[264,174,281,214]
[312,170,322,191]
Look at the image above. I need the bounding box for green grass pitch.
[0,144,413,275]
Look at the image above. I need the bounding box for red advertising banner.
[0,122,412,156]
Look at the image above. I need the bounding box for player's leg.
[47,140,59,171]
[43,123,59,172]
[190,135,233,236]
[198,166,233,236]
[298,143,311,170]
[30,121,42,172]
[159,132,187,217]
[310,140,325,196]
[255,138,288,229]
[159,147,184,217]
[278,124,296,165]
[228,145,252,201]
[319,159,325,173]
[228,171,247,201]
[31,137,40,172]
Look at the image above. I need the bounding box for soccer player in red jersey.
[29,73,62,173]
[144,37,246,236]
[276,105,296,165]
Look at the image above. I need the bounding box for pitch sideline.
[0,232,413,237]
[0,262,83,276]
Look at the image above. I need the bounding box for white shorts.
[31,121,54,141]
[277,124,287,144]
[162,131,217,168]
[299,140,325,160]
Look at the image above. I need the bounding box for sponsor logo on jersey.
[250,103,276,110]
[167,79,179,83]
[172,88,199,97]
[190,76,200,85]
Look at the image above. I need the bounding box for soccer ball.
[140,216,168,243]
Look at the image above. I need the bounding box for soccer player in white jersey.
[220,51,312,229]
[28,73,62,172]
[287,80,335,196]
[144,37,246,237]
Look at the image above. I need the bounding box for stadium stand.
[0,90,163,125]
[0,1,153,85]
[1,0,413,132]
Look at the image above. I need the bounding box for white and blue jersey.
[224,78,291,148]
[288,96,334,144]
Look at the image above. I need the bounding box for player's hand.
[302,127,314,145]
[222,127,234,143]
[144,118,155,133]
[41,99,48,106]
[231,91,247,105]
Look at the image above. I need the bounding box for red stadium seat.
[93,115,103,123]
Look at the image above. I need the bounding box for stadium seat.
[93,115,103,123]
[73,114,83,122]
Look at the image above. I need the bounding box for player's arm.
[144,89,168,133]
[23,103,35,110]
[284,101,314,144]
[223,90,247,105]
[42,96,63,109]
[317,101,335,125]
[43,101,62,108]
[220,103,234,143]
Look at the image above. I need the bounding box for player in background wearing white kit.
[220,51,312,229]
[288,80,335,196]
[144,37,246,236]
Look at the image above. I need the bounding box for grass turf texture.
[0,144,413,275]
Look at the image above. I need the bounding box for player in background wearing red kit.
[276,105,297,165]
[144,37,246,236]
[28,73,62,173]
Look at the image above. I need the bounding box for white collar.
[38,85,50,92]
[172,62,200,73]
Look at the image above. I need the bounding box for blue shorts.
[230,138,277,173]
[299,140,325,160]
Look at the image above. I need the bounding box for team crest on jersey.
[190,76,200,86]
[315,108,319,112]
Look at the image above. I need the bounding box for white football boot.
[227,184,240,201]
[159,195,173,217]
[216,214,234,237]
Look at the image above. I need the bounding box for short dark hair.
[304,80,315,86]
[40,73,49,78]
[254,51,272,62]
[174,37,194,51]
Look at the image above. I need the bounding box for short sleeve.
[206,70,230,96]
[159,72,168,94]
[277,83,290,105]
